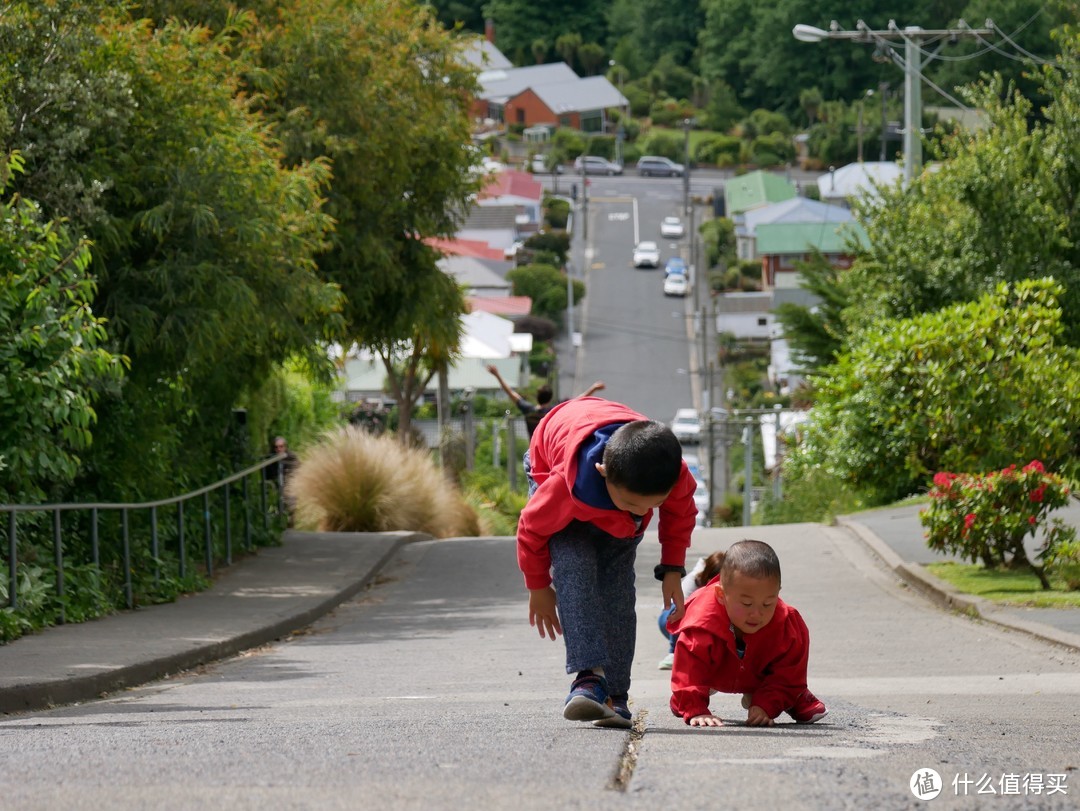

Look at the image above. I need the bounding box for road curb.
[836,516,1080,654]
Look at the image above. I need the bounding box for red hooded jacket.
[516,397,697,590]
[668,575,811,722]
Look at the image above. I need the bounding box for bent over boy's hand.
[661,571,686,624]
[528,586,562,640]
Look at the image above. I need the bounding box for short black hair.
[602,420,682,495]
[536,385,553,405]
[720,540,782,587]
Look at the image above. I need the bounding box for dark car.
[637,156,685,177]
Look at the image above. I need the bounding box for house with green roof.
[723,170,797,217]
[756,220,867,291]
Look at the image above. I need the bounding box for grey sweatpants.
[525,452,643,696]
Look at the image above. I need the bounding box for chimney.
[485,18,495,44]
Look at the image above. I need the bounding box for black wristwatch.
[654,564,687,581]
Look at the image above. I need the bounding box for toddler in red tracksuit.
[668,539,828,727]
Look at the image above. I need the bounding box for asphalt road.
[2,523,1077,810]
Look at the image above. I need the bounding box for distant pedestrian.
[668,539,828,727]
[265,436,299,525]
[485,364,605,436]
[518,397,699,729]
[656,550,725,670]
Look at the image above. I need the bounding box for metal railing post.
[243,475,252,551]
[122,509,132,609]
[178,501,186,580]
[7,512,16,610]
[224,483,232,566]
[53,509,65,624]
[150,506,159,590]
[203,492,213,577]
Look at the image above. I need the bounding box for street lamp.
[792,19,993,184]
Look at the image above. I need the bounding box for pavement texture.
[1,505,1079,716]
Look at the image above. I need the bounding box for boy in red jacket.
[518,397,698,729]
[668,539,827,726]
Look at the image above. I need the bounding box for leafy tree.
[369,267,465,444]
[485,0,607,62]
[0,0,135,231]
[788,279,1080,503]
[423,0,488,32]
[772,251,850,373]
[0,155,126,503]
[799,86,823,127]
[577,42,607,76]
[531,37,547,64]
[246,1,482,432]
[555,31,583,70]
[84,12,340,497]
[842,38,1080,346]
[506,263,584,324]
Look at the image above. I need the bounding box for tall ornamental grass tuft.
[288,426,480,538]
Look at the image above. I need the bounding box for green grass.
[926,562,1080,608]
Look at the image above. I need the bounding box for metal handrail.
[1,454,289,622]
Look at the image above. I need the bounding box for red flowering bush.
[920,461,1078,590]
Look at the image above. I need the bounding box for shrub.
[693,134,742,166]
[920,460,1077,589]
[789,279,1080,503]
[288,425,480,537]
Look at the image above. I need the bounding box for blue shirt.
[571,422,628,511]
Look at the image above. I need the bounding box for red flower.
[933,472,954,488]
[1029,516,1037,525]
[964,513,976,530]
[1023,460,1045,473]
[1030,485,1046,503]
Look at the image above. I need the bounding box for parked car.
[663,273,689,297]
[637,156,685,177]
[573,156,623,176]
[682,453,702,481]
[670,408,701,444]
[664,256,687,277]
[693,478,709,517]
[660,216,685,238]
[530,153,564,174]
[633,240,661,268]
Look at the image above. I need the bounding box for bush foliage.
[788,279,1080,503]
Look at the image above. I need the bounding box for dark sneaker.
[563,671,616,722]
[788,690,828,724]
[593,694,632,729]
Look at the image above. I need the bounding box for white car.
[663,273,688,297]
[693,478,709,517]
[530,154,563,174]
[660,216,685,238]
[670,408,700,444]
[633,240,660,268]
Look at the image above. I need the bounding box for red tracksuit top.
[668,576,811,722]
[516,397,698,590]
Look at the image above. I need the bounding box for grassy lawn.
[926,562,1080,608]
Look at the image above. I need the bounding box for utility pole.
[793,19,994,184]
[682,118,692,216]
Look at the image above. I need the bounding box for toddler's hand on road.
[689,714,722,727]
[745,706,774,726]
[528,587,562,641]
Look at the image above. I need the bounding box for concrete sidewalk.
[2,507,1078,717]
[0,530,426,714]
